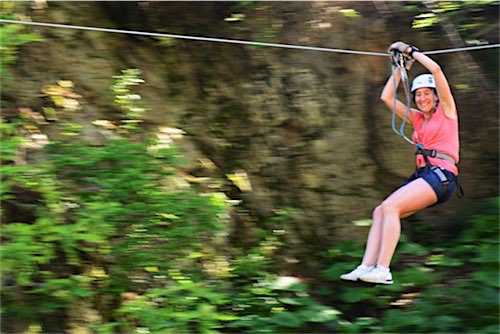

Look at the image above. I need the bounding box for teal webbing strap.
[390,51,415,146]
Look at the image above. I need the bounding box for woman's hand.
[388,41,411,55]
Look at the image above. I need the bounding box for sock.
[376,265,390,272]
[359,264,374,270]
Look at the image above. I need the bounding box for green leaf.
[271,311,304,328]
[224,13,246,22]
[278,297,303,306]
[473,271,500,288]
[471,245,499,264]
[300,305,340,323]
[398,241,430,256]
[352,219,372,227]
[339,8,360,18]
[412,13,439,29]
[341,287,375,303]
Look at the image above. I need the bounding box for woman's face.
[414,87,438,113]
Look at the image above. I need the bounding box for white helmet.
[411,74,436,92]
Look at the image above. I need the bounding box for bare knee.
[380,200,399,217]
[372,205,383,224]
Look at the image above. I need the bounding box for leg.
[360,184,422,267]
[361,205,383,266]
[342,177,436,282]
[376,178,437,268]
[340,205,384,282]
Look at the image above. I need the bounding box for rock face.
[5,2,498,246]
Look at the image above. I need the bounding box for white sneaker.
[340,265,374,282]
[359,266,393,285]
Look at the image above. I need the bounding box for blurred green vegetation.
[1,68,498,333]
[406,1,499,32]
[1,2,499,333]
[0,17,42,91]
[320,197,499,333]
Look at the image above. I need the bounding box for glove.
[404,56,415,70]
[387,41,411,54]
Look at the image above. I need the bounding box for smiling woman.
[411,74,437,107]
[341,41,461,285]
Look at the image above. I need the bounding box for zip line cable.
[1,19,499,56]
[0,19,385,56]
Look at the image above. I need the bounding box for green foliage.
[0,119,22,162]
[44,138,227,284]
[2,50,498,332]
[228,275,340,333]
[0,69,231,331]
[0,22,42,90]
[339,8,360,18]
[110,69,147,132]
[0,144,100,321]
[111,277,234,334]
[1,132,231,329]
[320,198,500,333]
[2,69,345,332]
[409,0,499,36]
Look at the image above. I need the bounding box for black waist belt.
[416,147,457,165]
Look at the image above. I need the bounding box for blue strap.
[390,51,415,146]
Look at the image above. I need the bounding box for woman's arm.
[380,68,415,124]
[410,50,457,119]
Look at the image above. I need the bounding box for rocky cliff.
[3,1,498,249]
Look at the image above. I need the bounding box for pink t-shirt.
[411,104,459,175]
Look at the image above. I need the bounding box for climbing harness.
[414,145,456,165]
[431,166,450,196]
[389,50,463,198]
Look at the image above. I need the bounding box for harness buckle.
[415,144,457,165]
[431,166,450,185]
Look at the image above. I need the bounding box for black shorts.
[401,166,457,206]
